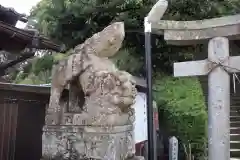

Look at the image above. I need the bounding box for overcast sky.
[0,0,41,28]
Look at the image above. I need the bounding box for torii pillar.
[174,37,231,160]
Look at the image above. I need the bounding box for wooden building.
[0,83,49,160]
[0,4,65,77]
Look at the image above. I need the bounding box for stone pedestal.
[42,125,136,160]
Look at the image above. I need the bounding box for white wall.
[133,92,148,143]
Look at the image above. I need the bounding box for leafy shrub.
[53,52,69,63]
[153,75,207,159]
[18,73,48,85]
[111,48,143,75]
[32,54,54,75]
[14,71,29,83]
[23,62,33,74]
[38,70,52,84]
[9,70,19,81]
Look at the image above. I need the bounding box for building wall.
[133,92,148,143]
[0,89,48,160]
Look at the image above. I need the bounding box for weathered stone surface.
[49,22,127,125]
[43,22,143,160]
[42,125,135,160]
[152,14,240,30]
[150,14,240,45]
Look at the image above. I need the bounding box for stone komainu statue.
[42,22,144,160]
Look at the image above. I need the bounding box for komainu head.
[75,22,125,58]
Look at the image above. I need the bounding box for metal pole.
[144,17,157,160]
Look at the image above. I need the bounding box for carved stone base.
[42,125,143,160]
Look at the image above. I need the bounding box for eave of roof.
[0,4,66,52]
[0,20,66,52]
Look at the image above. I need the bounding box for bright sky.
[0,0,41,28]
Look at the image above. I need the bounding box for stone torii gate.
[149,14,240,160]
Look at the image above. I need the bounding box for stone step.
[231,122,240,128]
[232,104,240,107]
[231,111,240,117]
[231,100,240,103]
[231,95,240,97]
[231,106,240,111]
[231,98,240,101]
[231,134,240,141]
[231,141,240,149]
[231,116,240,122]
[230,108,240,115]
[231,149,240,158]
[205,147,240,158]
[231,128,240,134]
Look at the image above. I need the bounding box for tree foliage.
[29,0,240,75]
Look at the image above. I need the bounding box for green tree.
[29,0,240,75]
